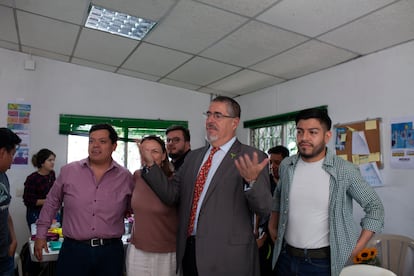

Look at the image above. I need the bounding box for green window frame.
[244,106,328,153]
[59,114,188,141]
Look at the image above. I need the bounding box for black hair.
[141,135,173,178]
[32,148,56,168]
[166,125,191,142]
[89,124,118,144]
[295,108,332,131]
[212,96,241,118]
[268,145,290,158]
[0,127,21,152]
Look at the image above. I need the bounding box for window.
[244,106,327,155]
[250,122,297,154]
[60,114,187,172]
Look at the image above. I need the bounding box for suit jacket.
[142,139,272,276]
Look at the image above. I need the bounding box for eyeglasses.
[203,111,235,120]
[166,137,181,144]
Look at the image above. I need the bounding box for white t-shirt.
[285,158,330,249]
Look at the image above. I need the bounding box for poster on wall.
[7,103,31,167]
[390,116,414,169]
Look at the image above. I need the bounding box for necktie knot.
[210,147,219,156]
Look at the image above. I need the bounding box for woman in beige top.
[125,135,178,276]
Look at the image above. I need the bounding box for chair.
[339,264,396,276]
[367,233,414,276]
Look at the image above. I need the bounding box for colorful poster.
[390,117,414,169]
[7,103,31,166]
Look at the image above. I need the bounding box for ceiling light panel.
[85,5,157,40]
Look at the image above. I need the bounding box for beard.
[169,149,185,160]
[206,134,218,143]
[298,142,326,160]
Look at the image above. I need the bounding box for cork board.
[334,118,382,168]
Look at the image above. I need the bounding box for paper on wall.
[352,131,370,155]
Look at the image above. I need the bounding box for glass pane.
[127,141,141,173]
[67,135,89,163]
[286,121,297,155]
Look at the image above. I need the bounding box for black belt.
[286,243,330,259]
[65,237,121,247]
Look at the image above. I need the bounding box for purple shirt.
[36,158,134,240]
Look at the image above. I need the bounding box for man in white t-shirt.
[268,108,384,276]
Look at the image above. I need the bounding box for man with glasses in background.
[0,128,21,276]
[140,96,272,276]
[166,125,191,172]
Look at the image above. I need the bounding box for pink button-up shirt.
[36,158,134,240]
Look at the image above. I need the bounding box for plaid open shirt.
[271,147,384,276]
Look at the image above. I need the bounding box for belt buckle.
[90,238,102,247]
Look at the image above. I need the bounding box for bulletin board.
[334,118,383,168]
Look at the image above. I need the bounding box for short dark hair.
[141,135,173,178]
[268,145,289,158]
[32,148,56,168]
[0,127,21,152]
[89,124,118,144]
[212,96,241,118]
[295,108,332,131]
[166,125,191,142]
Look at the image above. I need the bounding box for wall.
[237,40,414,239]
[0,48,211,251]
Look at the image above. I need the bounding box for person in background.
[126,135,177,276]
[268,145,290,194]
[140,96,272,276]
[256,145,290,276]
[268,108,384,276]
[23,148,57,229]
[34,123,134,276]
[0,128,21,276]
[166,125,191,172]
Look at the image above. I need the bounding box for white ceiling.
[1,0,414,97]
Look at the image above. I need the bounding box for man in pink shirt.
[34,124,134,276]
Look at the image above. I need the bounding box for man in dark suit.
[140,96,272,276]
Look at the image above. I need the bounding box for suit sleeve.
[141,165,180,205]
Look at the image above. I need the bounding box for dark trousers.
[182,236,198,276]
[275,249,330,276]
[57,238,124,276]
[258,236,274,276]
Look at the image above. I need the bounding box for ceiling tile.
[159,78,202,91]
[207,69,284,95]
[71,58,117,73]
[21,46,69,62]
[0,6,18,43]
[252,40,357,79]
[122,42,193,76]
[319,1,414,54]
[74,28,138,66]
[17,11,79,55]
[15,0,89,25]
[145,0,247,53]
[166,57,240,86]
[93,0,177,21]
[201,20,308,67]
[117,69,160,82]
[196,0,278,17]
[0,0,15,7]
[257,0,395,37]
[0,40,19,51]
